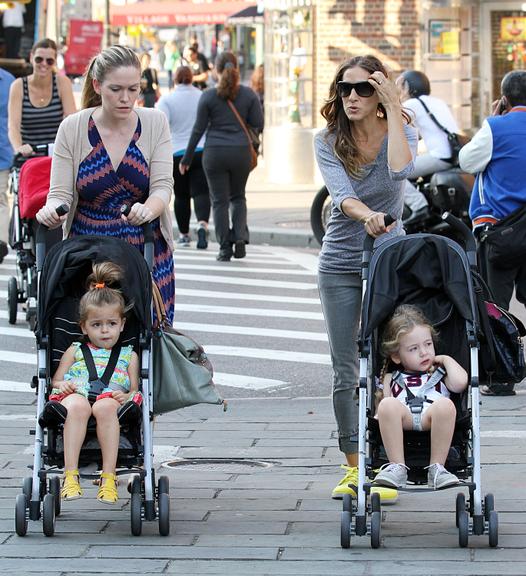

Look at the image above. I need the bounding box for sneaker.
[177,235,191,248]
[331,465,398,503]
[427,463,460,490]
[0,241,7,264]
[196,225,209,250]
[374,463,408,489]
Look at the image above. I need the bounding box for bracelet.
[360,211,376,224]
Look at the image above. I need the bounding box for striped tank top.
[20,74,64,147]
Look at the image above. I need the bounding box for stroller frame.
[341,218,498,549]
[15,217,170,537]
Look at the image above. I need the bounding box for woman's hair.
[381,304,437,359]
[81,45,140,109]
[78,262,128,324]
[215,51,239,100]
[31,38,57,54]
[175,65,193,85]
[399,70,431,98]
[251,64,264,95]
[320,55,408,179]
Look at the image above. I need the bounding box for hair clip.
[95,282,105,289]
[224,62,234,69]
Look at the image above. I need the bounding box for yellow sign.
[441,30,460,56]
[501,17,526,41]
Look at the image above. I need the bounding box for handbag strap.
[416,97,454,137]
[151,281,168,330]
[227,99,252,149]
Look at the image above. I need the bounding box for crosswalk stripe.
[176,273,316,290]
[175,264,315,276]
[176,288,320,305]
[202,345,331,365]
[176,303,323,320]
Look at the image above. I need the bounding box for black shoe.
[216,249,232,261]
[480,384,516,396]
[234,241,246,259]
[196,225,209,250]
[0,241,7,264]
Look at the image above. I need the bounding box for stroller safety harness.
[391,366,446,431]
[80,344,122,403]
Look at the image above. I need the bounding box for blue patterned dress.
[71,116,175,324]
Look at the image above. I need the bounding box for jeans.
[318,270,362,455]
[405,154,453,212]
[173,152,210,234]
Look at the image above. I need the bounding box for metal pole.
[105,0,111,48]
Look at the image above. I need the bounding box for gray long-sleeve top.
[182,85,264,165]
[314,125,418,274]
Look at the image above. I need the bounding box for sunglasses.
[34,56,56,66]
[336,81,375,98]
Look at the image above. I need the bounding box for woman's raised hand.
[368,72,399,111]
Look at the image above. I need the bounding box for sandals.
[61,469,83,500]
[97,472,119,504]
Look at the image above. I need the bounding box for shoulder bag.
[416,97,469,165]
[227,99,259,171]
[479,204,526,269]
[151,283,225,415]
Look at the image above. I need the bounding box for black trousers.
[3,27,22,59]
[173,152,210,234]
[202,145,251,250]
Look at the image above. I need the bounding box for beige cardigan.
[47,106,174,248]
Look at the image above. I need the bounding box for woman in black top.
[139,52,159,108]
[181,51,263,261]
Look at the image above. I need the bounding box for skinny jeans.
[173,152,210,234]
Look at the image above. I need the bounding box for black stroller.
[340,216,499,549]
[14,220,170,537]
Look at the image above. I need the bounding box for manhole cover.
[163,458,277,473]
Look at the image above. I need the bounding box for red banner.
[64,20,104,77]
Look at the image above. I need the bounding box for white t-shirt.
[404,95,459,160]
[390,371,450,407]
[2,3,25,28]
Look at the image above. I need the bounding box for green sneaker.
[331,465,398,504]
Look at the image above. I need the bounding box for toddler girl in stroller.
[49,261,139,504]
[374,304,468,490]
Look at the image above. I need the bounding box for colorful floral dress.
[71,116,175,323]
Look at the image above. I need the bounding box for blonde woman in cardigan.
[36,45,175,322]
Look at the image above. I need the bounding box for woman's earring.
[376,106,385,118]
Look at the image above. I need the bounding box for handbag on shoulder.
[479,204,526,269]
[151,283,225,415]
[227,99,259,171]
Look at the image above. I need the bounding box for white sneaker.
[427,463,460,490]
[374,463,408,489]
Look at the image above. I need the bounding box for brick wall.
[313,0,422,127]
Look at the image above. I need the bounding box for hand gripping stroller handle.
[36,204,69,271]
[441,212,477,266]
[120,204,154,271]
[363,214,396,254]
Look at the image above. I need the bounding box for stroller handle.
[120,204,154,271]
[441,212,477,265]
[36,205,69,271]
[363,214,395,254]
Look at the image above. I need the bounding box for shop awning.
[226,5,263,25]
[110,1,254,27]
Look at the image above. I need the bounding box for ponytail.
[81,57,101,109]
[215,52,240,101]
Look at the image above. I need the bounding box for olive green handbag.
[151,283,225,415]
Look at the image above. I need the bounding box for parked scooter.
[310,167,475,246]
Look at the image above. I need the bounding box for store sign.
[64,20,103,77]
[113,12,236,26]
[500,17,526,42]
[429,19,460,59]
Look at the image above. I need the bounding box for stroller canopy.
[361,234,477,341]
[37,235,152,339]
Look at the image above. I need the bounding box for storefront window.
[264,5,313,127]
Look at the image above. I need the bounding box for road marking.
[176,273,316,290]
[176,288,321,305]
[213,373,288,390]
[176,322,327,341]
[0,379,34,392]
[0,350,35,365]
[203,345,331,365]
[480,430,526,438]
[176,303,323,320]
[176,264,315,276]
[174,253,293,265]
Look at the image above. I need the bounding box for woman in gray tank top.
[314,55,418,505]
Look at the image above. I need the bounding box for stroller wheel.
[130,491,142,536]
[49,476,61,516]
[42,493,55,537]
[128,474,141,495]
[158,475,169,496]
[158,492,170,536]
[484,493,495,521]
[370,510,381,549]
[342,494,352,513]
[340,510,351,548]
[488,510,498,547]
[22,476,32,502]
[371,492,381,514]
[455,492,466,527]
[7,277,18,325]
[458,510,469,548]
[15,494,28,536]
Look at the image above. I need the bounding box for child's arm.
[127,351,139,394]
[52,346,78,394]
[434,355,468,393]
[382,372,393,397]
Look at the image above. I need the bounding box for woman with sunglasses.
[8,38,76,157]
[314,55,418,505]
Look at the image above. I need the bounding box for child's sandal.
[61,469,83,500]
[97,472,118,504]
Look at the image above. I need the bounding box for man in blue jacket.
[0,67,15,263]
[459,70,526,395]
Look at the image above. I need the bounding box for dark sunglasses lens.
[355,82,375,97]
[337,82,351,98]
[34,57,55,65]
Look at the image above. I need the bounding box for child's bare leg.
[377,397,413,463]
[92,398,121,474]
[421,397,456,465]
[61,394,92,471]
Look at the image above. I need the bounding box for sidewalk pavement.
[1,388,525,574]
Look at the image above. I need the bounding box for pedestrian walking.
[8,38,76,157]
[1,1,25,59]
[459,69,526,396]
[314,55,417,502]
[139,52,160,108]
[180,52,263,261]
[35,45,175,324]
[0,66,15,263]
[163,41,180,89]
[157,65,210,249]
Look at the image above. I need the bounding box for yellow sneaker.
[331,465,398,504]
[97,472,119,505]
[61,469,83,501]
